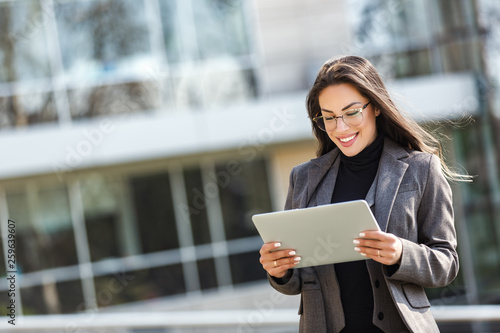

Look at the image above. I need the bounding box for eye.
[344,109,361,117]
[324,116,335,121]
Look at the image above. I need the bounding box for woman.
[259,55,465,333]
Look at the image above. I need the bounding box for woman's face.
[318,84,380,157]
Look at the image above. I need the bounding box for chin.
[335,142,360,157]
[342,150,358,157]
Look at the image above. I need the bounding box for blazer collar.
[373,138,409,231]
[307,138,410,231]
[306,149,341,207]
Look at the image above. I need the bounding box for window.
[218,158,273,240]
[183,167,211,246]
[81,175,122,261]
[348,0,481,77]
[54,0,151,77]
[56,280,85,314]
[0,154,275,314]
[159,0,256,109]
[229,251,266,285]
[7,185,78,273]
[0,0,257,128]
[20,285,47,315]
[0,0,51,83]
[193,0,251,61]
[129,172,179,253]
[159,0,251,63]
[197,258,218,291]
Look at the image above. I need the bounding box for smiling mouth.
[338,134,356,143]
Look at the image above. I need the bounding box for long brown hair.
[306,55,470,182]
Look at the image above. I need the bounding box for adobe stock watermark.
[6,0,64,50]
[64,271,135,333]
[179,106,297,219]
[51,118,115,182]
[298,234,342,268]
[237,106,297,162]
[430,283,466,309]
[237,291,289,333]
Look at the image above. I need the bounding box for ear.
[374,108,381,117]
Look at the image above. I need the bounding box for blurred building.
[0,0,499,330]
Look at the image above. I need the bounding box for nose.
[335,117,349,132]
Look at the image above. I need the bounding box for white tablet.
[252,200,380,268]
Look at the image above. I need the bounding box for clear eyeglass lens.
[316,117,326,131]
[344,110,363,126]
[315,109,363,132]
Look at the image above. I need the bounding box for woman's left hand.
[353,230,403,266]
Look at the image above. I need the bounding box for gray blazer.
[268,138,458,333]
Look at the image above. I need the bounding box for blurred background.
[0,0,500,332]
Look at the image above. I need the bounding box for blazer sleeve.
[267,166,302,295]
[386,154,459,288]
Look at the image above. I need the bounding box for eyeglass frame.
[312,101,371,131]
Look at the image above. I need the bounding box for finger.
[358,230,388,241]
[354,238,381,250]
[260,249,296,261]
[356,247,384,260]
[356,231,399,249]
[260,249,299,266]
[260,241,282,255]
[355,244,400,265]
[266,256,301,270]
[267,257,301,277]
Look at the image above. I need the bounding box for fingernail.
[360,253,367,256]
[353,240,360,245]
[359,232,366,237]
[289,250,296,256]
[354,247,361,252]
[274,242,281,248]
[294,256,301,261]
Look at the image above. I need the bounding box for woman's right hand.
[259,242,301,278]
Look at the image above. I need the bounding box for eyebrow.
[320,101,362,113]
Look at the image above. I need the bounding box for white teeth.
[339,134,356,143]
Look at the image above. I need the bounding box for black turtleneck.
[331,132,384,203]
[332,133,384,333]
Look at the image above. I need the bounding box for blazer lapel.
[365,172,378,208]
[306,149,340,207]
[315,157,341,206]
[374,138,409,231]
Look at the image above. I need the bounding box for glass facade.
[55,0,151,76]
[0,0,256,128]
[349,0,482,78]
[0,1,261,314]
[0,0,265,312]
[0,157,272,314]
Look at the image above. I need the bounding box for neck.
[340,133,384,167]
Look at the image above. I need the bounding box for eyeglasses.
[312,102,370,132]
